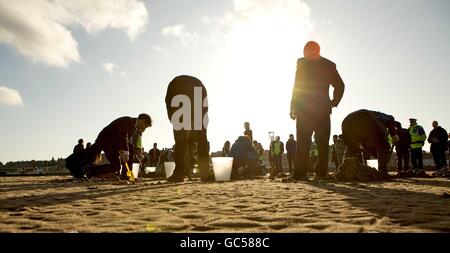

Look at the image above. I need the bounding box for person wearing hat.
[289,41,345,180]
[408,118,427,172]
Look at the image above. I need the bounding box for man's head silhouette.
[304,41,320,59]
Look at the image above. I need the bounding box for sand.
[0,175,449,232]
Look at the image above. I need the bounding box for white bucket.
[145,167,156,174]
[132,163,140,179]
[366,159,378,169]
[164,162,176,178]
[212,157,233,181]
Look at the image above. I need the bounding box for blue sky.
[0,0,449,162]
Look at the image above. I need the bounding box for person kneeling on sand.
[228,135,259,180]
[338,109,400,180]
[65,114,152,180]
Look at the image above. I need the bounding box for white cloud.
[101,62,117,75]
[0,86,24,107]
[201,16,211,24]
[153,45,169,56]
[161,24,200,47]
[101,62,126,77]
[0,0,149,67]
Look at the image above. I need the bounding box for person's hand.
[290,110,297,120]
[119,150,130,163]
[392,135,400,143]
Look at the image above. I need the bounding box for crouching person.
[340,109,399,180]
[228,136,260,180]
[65,114,152,180]
[165,75,212,182]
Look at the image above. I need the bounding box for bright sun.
[208,1,314,143]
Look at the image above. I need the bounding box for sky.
[0,0,449,163]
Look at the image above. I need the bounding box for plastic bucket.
[212,157,233,181]
[131,163,140,178]
[164,162,176,178]
[366,159,378,169]
[145,167,156,174]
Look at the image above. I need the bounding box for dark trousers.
[232,159,258,179]
[431,149,447,170]
[396,148,410,172]
[294,113,330,178]
[287,154,295,173]
[172,130,210,180]
[272,154,282,175]
[341,110,391,173]
[149,159,158,167]
[411,148,424,170]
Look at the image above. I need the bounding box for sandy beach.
[0,175,449,233]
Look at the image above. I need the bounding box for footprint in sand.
[83,211,100,216]
[9,213,24,217]
[191,226,217,232]
[208,220,262,228]
[19,224,42,230]
[168,200,191,206]
[305,223,331,230]
[179,214,204,219]
[269,223,289,230]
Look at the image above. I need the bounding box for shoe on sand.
[167,174,185,182]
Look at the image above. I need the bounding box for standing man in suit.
[289,41,345,180]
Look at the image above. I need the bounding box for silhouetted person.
[290,41,345,180]
[73,139,84,153]
[309,135,319,172]
[165,75,211,182]
[428,121,448,170]
[286,134,296,173]
[149,143,161,167]
[244,122,253,142]
[341,109,399,178]
[331,135,339,169]
[270,136,284,179]
[222,141,231,157]
[336,134,346,166]
[394,122,411,173]
[131,130,144,162]
[229,135,259,179]
[86,142,92,149]
[65,114,152,179]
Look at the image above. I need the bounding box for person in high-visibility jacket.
[408,118,427,171]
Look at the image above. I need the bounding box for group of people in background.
[66,41,449,182]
